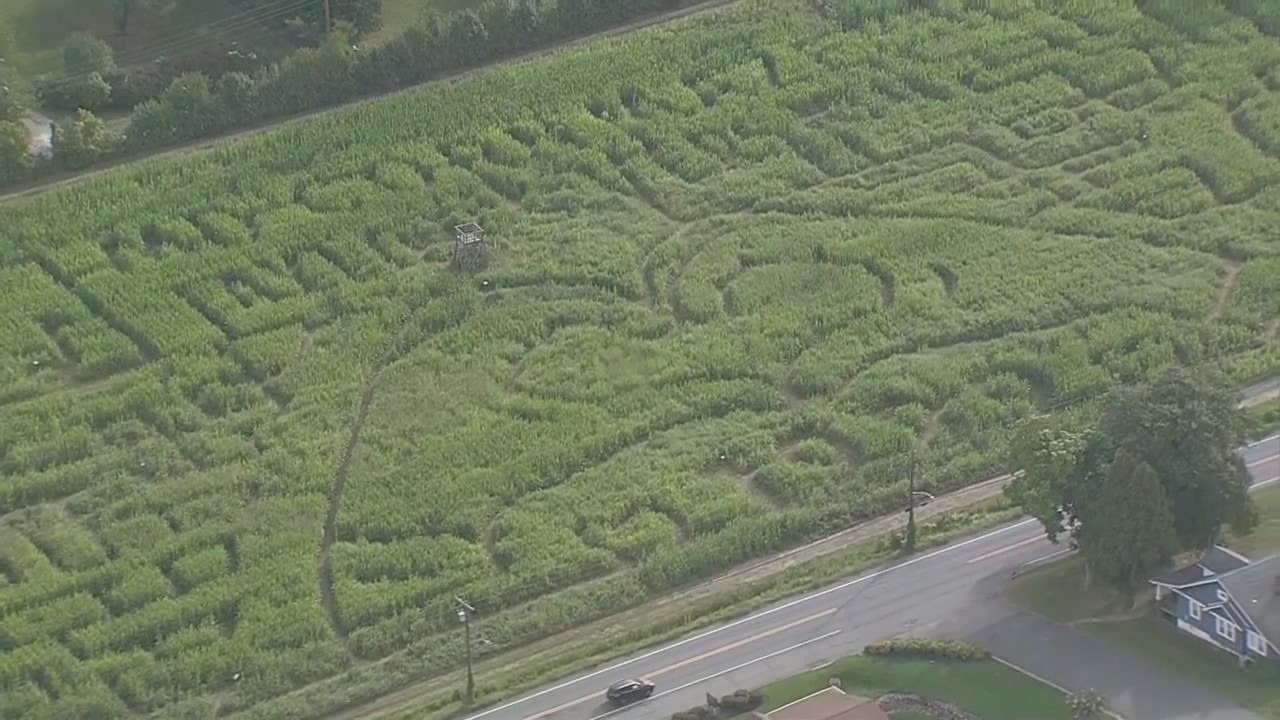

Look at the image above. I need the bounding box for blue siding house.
[1151,546,1280,667]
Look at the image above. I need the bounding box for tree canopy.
[1004,367,1257,599]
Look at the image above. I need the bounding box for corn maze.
[2,0,1280,718]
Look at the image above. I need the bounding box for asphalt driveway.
[968,609,1261,720]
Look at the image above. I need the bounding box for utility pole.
[905,447,918,553]
[456,598,476,704]
[322,0,332,35]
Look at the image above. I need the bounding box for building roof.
[1203,545,1253,574]
[1218,554,1280,643]
[767,687,889,720]
[1150,545,1252,587]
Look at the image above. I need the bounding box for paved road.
[457,434,1277,720]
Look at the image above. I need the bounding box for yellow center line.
[528,607,838,718]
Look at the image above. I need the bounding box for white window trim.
[1247,631,1268,655]
[1217,588,1229,602]
[1189,600,1202,620]
[1215,615,1237,642]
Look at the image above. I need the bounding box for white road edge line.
[462,440,1275,720]
[528,608,838,718]
[989,656,1125,719]
[1022,548,1072,568]
[1245,453,1278,469]
[460,518,1037,720]
[583,630,845,720]
[966,535,1042,565]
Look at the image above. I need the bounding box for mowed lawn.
[1006,555,1130,623]
[1084,618,1280,718]
[757,655,1071,720]
[1224,484,1280,559]
[1008,487,1280,718]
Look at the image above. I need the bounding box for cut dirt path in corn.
[0,0,742,208]
[311,379,1279,719]
[1208,258,1244,323]
[318,373,382,650]
[312,472,1014,720]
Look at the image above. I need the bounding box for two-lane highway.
[459,434,1277,720]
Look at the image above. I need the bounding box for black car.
[605,678,655,705]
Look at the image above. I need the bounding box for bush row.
[863,637,990,661]
[0,0,687,190]
[671,689,765,719]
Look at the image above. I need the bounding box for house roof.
[1218,554,1280,643]
[1203,545,1252,574]
[767,687,889,720]
[1150,545,1252,587]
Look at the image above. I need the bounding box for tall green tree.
[0,67,28,122]
[113,0,175,38]
[62,33,116,76]
[0,23,13,62]
[1004,413,1088,544]
[52,109,110,169]
[0,120,32,183]
[1004,367,1258,597]
[1077,448,1177,604]
[1091,367,1256,549]
[285,0,384,38]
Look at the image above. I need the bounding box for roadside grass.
[1006,555,1130,623]
[1224,484,1280,559]
[756,656,1071,720]
[338,501,1025,720]
[1082,618,1280,718]
[1244,397,1280,440]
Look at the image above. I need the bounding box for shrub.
[669,689,764,718]
[0,120,31,183]
[863,637,990,661]
[719,689,766,712]
[1067,688,1108,719]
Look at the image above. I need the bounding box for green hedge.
[671,688,765,719]
[863,637,990,661]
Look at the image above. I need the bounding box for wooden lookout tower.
[453,221,488,270]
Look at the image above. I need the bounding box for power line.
[35,0,317,92]
[44,0,313,85]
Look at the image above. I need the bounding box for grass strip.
[405,501,1026,719]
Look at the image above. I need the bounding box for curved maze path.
[0,3,1278,720]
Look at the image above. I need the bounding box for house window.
[1189,600,1202,620]
[1215,615,1237,642]
[1217,589,1228,602]
[1247,631,1268,655]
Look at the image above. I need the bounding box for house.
[762,686,889,720]
[1151,545,1280,666]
